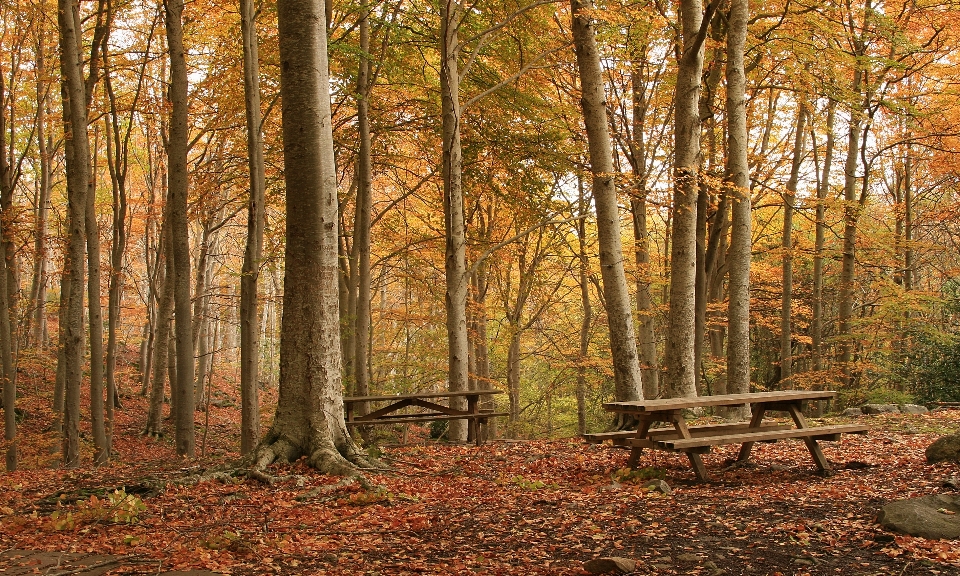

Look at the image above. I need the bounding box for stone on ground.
[877,494,960,540]
[583,557,637,574]
[926,434,960,464]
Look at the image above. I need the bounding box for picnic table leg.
[673,417,709,482]
[626,416,654,468]
[736,405,766,462]
[787,404,833,475]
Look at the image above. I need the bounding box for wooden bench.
[598,391,870,481]
[343,390,505,445]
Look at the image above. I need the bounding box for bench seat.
[642,424,869,451]
[584,422,793,445]
[346,412,509,426]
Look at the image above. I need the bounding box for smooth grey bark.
[164,0,195,457]
[811,101,835,373]
[903,142,913,291]
[440,0,470,441]
[780,103,806,388]
[665,0,714,398]
[724,0,751,404]
[571,0,642,402]
[239,0,266,455]
[57,0,90,468]
[253,0,372,474]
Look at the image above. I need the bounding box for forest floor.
[1,357,959,575]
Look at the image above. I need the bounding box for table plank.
[344,389,502,403]
[604,390,836,413]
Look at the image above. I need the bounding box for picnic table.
[344,389,506,445]
[585,390,869,482]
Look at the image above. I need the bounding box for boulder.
[900,404,929,415]
[583,557,637,574]
[862,404,900,415]
[877,494,960,540]
[842,408,864,417]
[927,434,960,464]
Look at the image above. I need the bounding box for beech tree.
[253,0,372,474]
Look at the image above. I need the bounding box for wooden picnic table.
[587,390,869,482]
[344,389,506,445]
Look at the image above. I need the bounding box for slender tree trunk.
[58,0,91,468]
[838,71,864,388]
[571,0,643,402]
[164,0,195,457]
[253,0,372,474]
[811,101,835,374]
[29,44,52,349]
[904,141,913,292]
[780,103,806,389]
[239,0,266,455]
[0,72,15,468]
[576,177,591,435]
[354,1,373,410]
[145,223,172,437]
[86,128,108,465]
[666,0,712,398]
[725,0,751,406]
[628,61,659,399]
[440,0,470,441]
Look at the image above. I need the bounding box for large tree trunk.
[571,0,642,402]
[665,0,712,398]
[780,103,806,389]
[57,0,90,468]
[164,0,195,457]
[838,69,864,388]
[254,0,372,474]
[440,0,470,441]
[239,0,266,455]
[811,101,835,374]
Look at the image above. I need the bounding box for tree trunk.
[354,1,373,410]
[0,72,15,470]
[666,0,712,398]
[440,0,470,442]
[838,70,864,388]
[576,177,591,435]
[145,223,172,437]
[239,0,266,455]
[571,0,643,402]
[811,101,835,374]
[86,127,107,465]
[725,0,751,408]
[57,0,90,468]
[780,103,806,389]
[164,0,195,457]
[253,0,372,474]
[29,43,52,349]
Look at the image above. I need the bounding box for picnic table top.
[604,390,837,413]
[344,389,503,403]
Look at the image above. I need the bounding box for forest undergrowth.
[1,354,959,575]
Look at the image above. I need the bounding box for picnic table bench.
[344,389,506,445]
[587,390,868,482]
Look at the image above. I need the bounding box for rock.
[877,494,960,540]
[792,557,815,566]
[862,404,900,414]
[944,476,960,490]
[900,404,929,414]
[926,434,960,464]
[842,407,864,417]
[677,553,700,562]
[583,557,637,574]
[644,479,672,495]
